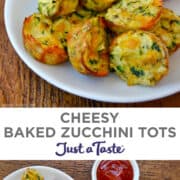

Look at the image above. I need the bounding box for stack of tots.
[23,0,180,86]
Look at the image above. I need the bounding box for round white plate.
[3,166,73,180]
[4,0,180,103]
[91,160,140,180]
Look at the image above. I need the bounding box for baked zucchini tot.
[110,31,169,86]
[152,8,180,54]
[38,0,79,17]
[67,17,109,76]
[81,0,117,12]
[105,0,162,33]
[21,168,44,180]
[23,13,68,65]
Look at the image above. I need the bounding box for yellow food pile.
[23,0,180,86]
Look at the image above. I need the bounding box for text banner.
[0,108,179,160]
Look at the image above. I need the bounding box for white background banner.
[0,108,179,160]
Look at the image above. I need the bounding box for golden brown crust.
[105,0,163,33]
[67,17,109,77]
[110,31,169,86]
[23,14,68,65]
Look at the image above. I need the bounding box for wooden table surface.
[0,161,180,180]
[0,0,180,107]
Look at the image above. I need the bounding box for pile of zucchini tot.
[23,0,180,86]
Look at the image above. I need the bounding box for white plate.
[91,160,140,180]
[3,166,73,180]
[4,0,180,103]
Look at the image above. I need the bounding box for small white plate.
[4,0,180,103]
[3,166,74,180]
[91,160,140,180]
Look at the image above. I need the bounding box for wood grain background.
[0,161,180,180]
[0,0,180,107]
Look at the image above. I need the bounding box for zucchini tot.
[152,8,180,54]
[67,5,98,24]
[110,31,169,86]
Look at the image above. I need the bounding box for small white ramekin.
[91,160,140,180]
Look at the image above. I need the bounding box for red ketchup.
[97,160,133,180]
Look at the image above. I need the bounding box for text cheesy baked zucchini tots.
[67,17,109,77]
[105,0,162,33]
[23,13,68,65]
[38,0,79,17]
[110,31,169,86]
[152,8,180,54]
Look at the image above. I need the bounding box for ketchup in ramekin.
[97,160,133,180]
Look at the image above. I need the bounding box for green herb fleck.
[38,5,42,13]
[42,40,48,45]
[139,49,143,55]
[35,16,41,22]
[151,42,161,52]
[130,67,144,77]
[89,59,98,65]
[25,174,29,179]
[109,54,114,60]
[51,29,54,33]
[169,41,176,49]
[117,66,124,73]
[74,12,85,18]
[172,20,180,25]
